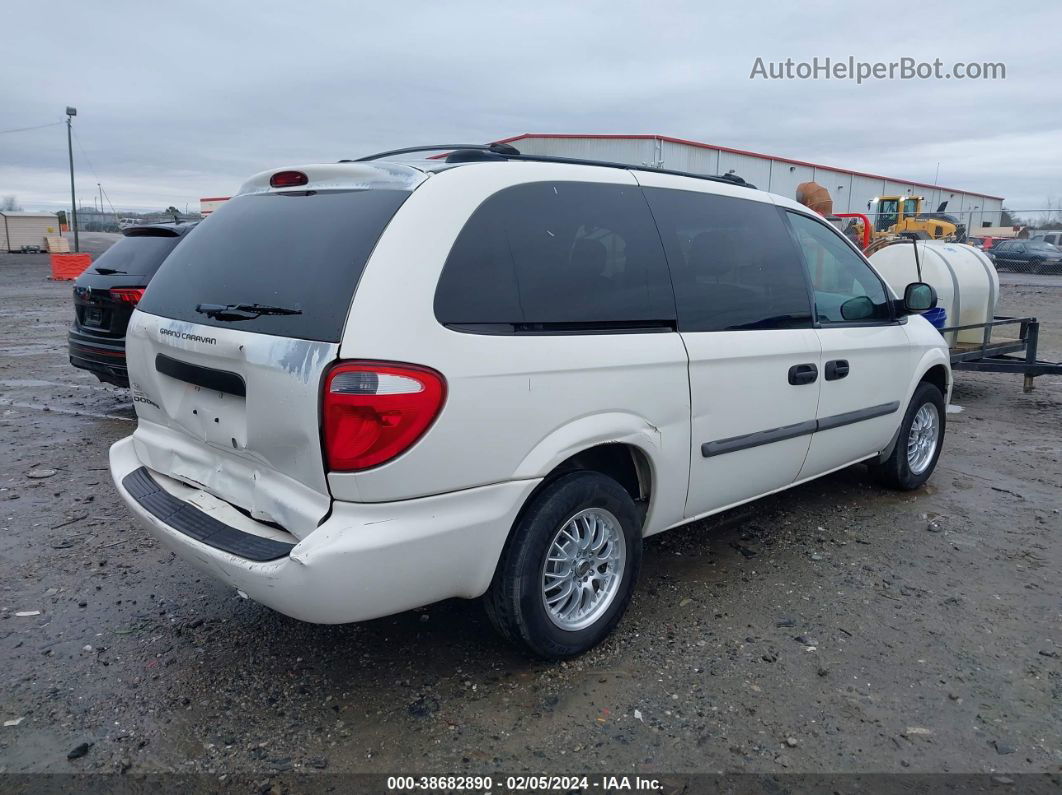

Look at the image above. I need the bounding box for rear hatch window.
[90,232,181,277]
[136,189,411,342]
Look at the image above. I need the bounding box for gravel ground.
[0,250,1059,779]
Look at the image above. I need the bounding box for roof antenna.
[912,237,923,281]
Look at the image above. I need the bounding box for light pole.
[66,106,78,252]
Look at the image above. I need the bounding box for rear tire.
[869,381,946,490]
[485,472,642,659]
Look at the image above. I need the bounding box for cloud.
[1,0,1058,213]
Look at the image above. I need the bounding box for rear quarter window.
[434,181,675,331]
[137,190,410,342]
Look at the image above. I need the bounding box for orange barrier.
[50,253,92,280]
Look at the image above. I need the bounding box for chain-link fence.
[70,208,202,232]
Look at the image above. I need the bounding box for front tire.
[485,472,642,659]
[870,381,946,490]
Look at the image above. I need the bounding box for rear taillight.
[322,361,446,472]
[110,287,145,305]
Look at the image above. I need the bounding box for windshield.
[136,189,411,342]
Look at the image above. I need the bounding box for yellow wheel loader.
[868,195,966,241]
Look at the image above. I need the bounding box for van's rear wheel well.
[549,443,651,515]
[508,443,652,544]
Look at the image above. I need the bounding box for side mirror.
[840,294,875,321]
[903,282,937,312]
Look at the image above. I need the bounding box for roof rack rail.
[501,152,758,189]
[345,143,520,163]
[345,143,758,190]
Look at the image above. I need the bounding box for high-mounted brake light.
[322,361,446,471]
[270,170,309,188]
[110,287,145,305]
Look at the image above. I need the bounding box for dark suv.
[69,222,197,386]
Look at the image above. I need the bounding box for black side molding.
[122,467,294,561]
[701,420,817,458]
[816,401,900,432]
[701,401,901,458]
[156,353,246,397]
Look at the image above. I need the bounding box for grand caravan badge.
[160,327,217,345]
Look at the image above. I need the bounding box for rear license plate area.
[181,385,248,450]
[84,307,104,327]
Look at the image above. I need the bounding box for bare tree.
[1,195,23,212]
[1045,197,1061,228]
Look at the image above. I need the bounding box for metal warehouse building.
[498,134,1005,230]
[1,211,60,252]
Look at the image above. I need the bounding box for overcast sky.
[2,0,1059,215]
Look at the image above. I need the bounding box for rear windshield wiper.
[195,302,303,321]
[93,267,126,275]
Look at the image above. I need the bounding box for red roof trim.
[199,196,230,202]
[494,134,1005,201]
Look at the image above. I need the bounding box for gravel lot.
[0,249,1059,779]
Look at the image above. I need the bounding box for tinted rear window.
[91,234,181,277]
[137,190,410,342]
[644,188,812,331]
[434,181,675,330]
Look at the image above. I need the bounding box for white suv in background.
[109,144,950,658]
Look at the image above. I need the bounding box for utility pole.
[98,183,103,216]
[66,106,79,252]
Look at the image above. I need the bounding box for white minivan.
[109,144,950,658]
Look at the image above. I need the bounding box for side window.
[643,188,812,331]
[787,211,892,324]
[434,182,675,329]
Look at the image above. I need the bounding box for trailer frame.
[944,316,1062,392]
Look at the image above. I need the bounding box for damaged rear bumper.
[109,435,539,624]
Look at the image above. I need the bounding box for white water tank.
[869,241,998,346]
